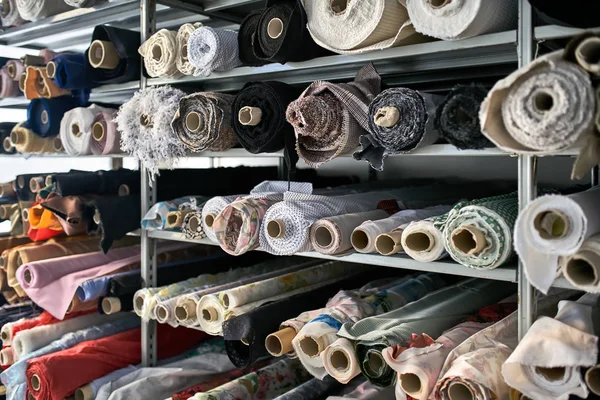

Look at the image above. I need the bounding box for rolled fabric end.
[45,175,53,187]
[88,40,121,69]
[18,73,26,93]
[351,229,370,252]
[3,137,14,153]
[576,37,600,74]
[0,182,15,198]
[375,231,404,256]
[92,121,105,141]
[21,55,45,67]
[265,327,296,357]
[313,225,334,248]
[0,347,13,365]
[139,114,153,128]
[399,373,424,398]
[133,294,144,314]
[6,62,17,79]
[364,350,386,378]
[266,219,285,239]
[21,208,30,222]
[200,306,219,322]
[450,225,488,256]
[46,61,57,79]
[31,374,41,391]
[29,177,44,193]
[53,137,63,152]
[448,381,475,400]
[185,111,205,133]
[533,210,569,239]
[374,106,400,127]
[22,268,33,284]
[404,230,435,253]
[238,106,262,126]
[166,211,185,229]
[586,364,600,395]
[10,129,24,146]
[298,335,325,358]
[175,300,197,322]
[204,213,216,228]
[155,304,170,323]
[118,184,130,197]
[187,215,202,233]
[40,110,49,125]
[267,18,284,39]
[71,122,82,137]
[564,250,600,287]
[102,297,122,315]
[74,384,94,400]
[535,366,566,382]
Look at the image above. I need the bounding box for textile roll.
[75,365,138,400]
[560,234,600,292]
[0,0,24,27]
[84,196,141,252]
[310,210,389,255]
[138,29,183,78]
[401,212,456,262]
[171,92,238,152]
[434,84,492,150]
[10,123,63,154]
[515,187,600,293]
[252,0,330,64]
[27,96,79,138]
[15,0,72,21]
[443,192,518,270]
[352,205,452,255]
[188,26,242,77]
[301,0,424,55]
[289,64,382,167]
[90,111,120,155]
[321,338,362,384]
[503,294,599,400]
[238,11,267,67]
[51,169,139,197]
[406,0,517,41]
[566,33,600,76]
[202,195,242,243]
[115,86,186,176]
[176,23,202,75]
[182,210,207,240]
[0,67,19,98]
[5,60,24,81]
[141,196,205,231]
[48,53,99,90]
[23,66,71,100]
[1,311,62,346]
[354,88,441,170]
[60,105,114,156]
[86,25,141,84]
[0,122,16,154]
[64,0,98,7]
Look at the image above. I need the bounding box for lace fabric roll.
[289,64,382,167]
[515,187,600,293]
[0,0,24,27]
[115,86,186,176]
[188,26,241,77]
[202,195,243,243]
[176,23,202,75]
[60,105,115,156]
[237,11,267,67]
[171,92,238,152]
[15,0,72,21]
[86,25,141,85]
[90,111,120,155]
[0,67,19,98]
[406,0,517,41]
[23,66,71,100]
[28,96,79,138]
[434,84,492,150]
[138,29,183,78]
[354,88,441,170]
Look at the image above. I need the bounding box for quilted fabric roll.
[138,29,183,78]
[237,11,267,67]
[15,0,72,21]
[90,111,120,155]
[515,186,600,293]
[23,66,71,100]
[60,105,115,156]
[301,0,424,54]
[434,84,492,150]
[171,92,237,152]
[289,64,382,167]
[176,23,202,75]
[115,86,186,176]
[48,53,99,90]
[0,67,19,98]
[0,0,24,27]
[188,26,241,77]
[64,0,98,6]
[355,88,441,170]
[406,0,517,41]
[202,195,243,243]
[27,96,79,138]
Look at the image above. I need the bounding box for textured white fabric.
[64,0,97,7]
[401,219,447,262]
[1,0,25,26]
[502,294,600,400]
[15,0,72,21]
[138,29,183,78]
[60,105,114,156]
[560,234,600,293]
[202,195,243,243]
[176,23,202,76]
[515,187,600,293]
[406,0,517,41]
[188,26,241,77]
[1,320,19,346]
[322,338,361,384]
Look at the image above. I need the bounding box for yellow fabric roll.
[28,204,64,232]
[10,123,63,154]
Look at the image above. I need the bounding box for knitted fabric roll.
[138,29,183,78]
[176,23,202,75]
[301,0,424,54]
[90,111,120,155]
[23,66,71,100]
[237,11,267,67]
[64,0,98,7]
[27,96,79,138]
[0,66,19,98]
[202,195,243,243]
[49,53,99,90]
[0,0,24,27]
[188,26,241,77]
[406,0,517,41]
[115,86,186,176]
[354,88,441,171]
[171,92,238,152]
[15,0,72,21]
[434,84,492,150]
[60,105,115,156]
[288,64,382,167]
[559,234,600,293]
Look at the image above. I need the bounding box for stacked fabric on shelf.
[22,66,71,100]
[27,96,80,138]
[141,196,208,232]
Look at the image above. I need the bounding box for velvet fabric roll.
[354,88,441,171]
[9,122,63,154]
[0,123,16,154]
[49,53,100,90]
[172,92,238,152]
[238,11,267,67]
[176,23,202,75]
[84,195,141,252]
[15,0,72,21]
[60,105,115,156]
[23,66,71,100]
[138,29,183,78]
[51,169,139,197]
[90,110,120,155]
[434,84,491,150]
[85,25,141,85]
[528,0,600,28]
[289,64,382,167]
[0,67,20,98]
[0,0,24,27]
[27,96,79,138]
[188,26,242,77]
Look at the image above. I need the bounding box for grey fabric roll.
[16,0,73,21]
[64,0,98,7]
[188,26,241,77]
[1,0,25,27]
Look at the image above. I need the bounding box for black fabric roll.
[253,0,330,64]
[0,122,16,154]
[238,11,268,67]
[528,0,600,28]
[84,195,140,253]
[52,169,140,197]
[434,84,492,150]
[85,25,141,84]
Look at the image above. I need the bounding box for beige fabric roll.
[176,23,202,76]
[138,29,183,78]
[10,123,63,154]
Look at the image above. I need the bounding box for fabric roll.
[60,105,114,156]
[515,187,600,293]
[354,88,441,170]
[273,377,343,400]
[27,96,79,138]
[176,23,202,75]
[51,169,139,197]
[77,365,138,400]
[0,0,24,27]
[201,195,242,243]
[321,338,362,384]
[138,29,183,78]
[1,309,56,346]
[289,64,382,167]
[0,122,16,154]
[237,11,267,67]
[181,209,207,240]
[406,0,517,41]
[188,26,241,77]
[115,86,186,176]
[352,205,452,254]
[49,53,99,90]
[76,266,144,302]
[560,234,600,292]
[252,0,330,64]
[301,0,424,55]
[86,25,141,85]
[171,91,237,152]
[85,195,143,252]
[90,110,120,155]
[23,66,71,100]
[434,84,492,150]
[27,204,64,241]
[443,192,518,270]
[0,67,20,98]
[564,33,600,76]
[64,0,98,7]
[310,210,389,255]
[528,0,600,29]
[5,60,24,81]
[141,196,206,231]
[9,123,63,154]
[15,0,72,21]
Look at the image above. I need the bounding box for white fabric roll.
[138,29,183,78]
[60,104,114,156]
[515,187,600,293]
[1,320,19,346]
[1,0,25,27]
[406,0,517,41]
[401,219,447,262]
[176,23,202,76]
[560,234,600,293]
[202,195,243,243]
[322,338,362,384]
[15,0,72,21]
[188,26,241,77]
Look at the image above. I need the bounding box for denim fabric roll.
[90,111,120,155]
[15,0,72,21]
[27,96,79,138]
[86,25,141,84]
[49,53,100,90]
[0,0,24,27]
[188,26,242,77]
[238,11,267,67]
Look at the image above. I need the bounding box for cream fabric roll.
[176,23,202,76]
[15,0,72,21]
[60,105,115,156]
[10,123,63,154]
[138,29,183,78]
[406,0,517,41]
[322,338,362,384]
[560,234,600,292]
[515,187,600,293]
[401,219,447,262]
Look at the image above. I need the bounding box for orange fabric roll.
[23,66,71,100]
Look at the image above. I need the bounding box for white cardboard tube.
[10,130,24,146]
[88,40,120,69]
[101,297,122,314]
[238,106,262,126]
[265,327,296,357]
[201,306,218,322]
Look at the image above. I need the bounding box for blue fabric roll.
[88,365,138,399]
[51,53,100,90]
[76,269,138,302]
[27,96,80,137]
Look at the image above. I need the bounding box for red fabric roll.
[26,325,207,400]
[27,226,64,242]
[10,310,92,339]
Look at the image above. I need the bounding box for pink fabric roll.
[0,67,20,98]
[90,111,121,155]
[6,60,25,81]
[40,49,58,64]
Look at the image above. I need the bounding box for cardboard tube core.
[22,208,29,222]
[267,219,285,239]
[71,123,81,137]
[102,297,121,314]
[330,350,350,372]
[351,229,369,250]
[448,382,474,400]
[534,210,568,239]
[451,225,488,255]
[430,0,451,8]
[75,384,94,400]
[534,91,554,113]
[366,352,384,376]
[175,301,196,321]
[151,44,163,61]
[30,177,44,193]
[53,137,63,152]
[185,111,204,132]
[400,373,422,396]
[374,107,400,127]
[140,114,153,128]
[19,73,26,93]
[31,374,41,391]
[40,110,49,125]
[404,231,434,252]
[92,121,105,141]
[536,366,566,382]
[6,62,16,78]
[565,251,600,286]
[89,40,120,69]
[222,294,231,308]
[314,226,334,248]
[134,296,144,312]
[0,183,14,198]
[204,213,216,228]
[265,327,296,356]
[586,365,600,395]
[46,61,57,78]
[238,106,262,126]
[3,138,13,152]
[167,213,179,227]
[331,0,348,13]
[202,307,218,322]
[10,130,24,145]
[376,231,404,255]
[155,305,168,321]
[576,37,600,73]
[188,215,201,232]
[118,184,130,196]
[299,336,321,357]
[267,18,284,39]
